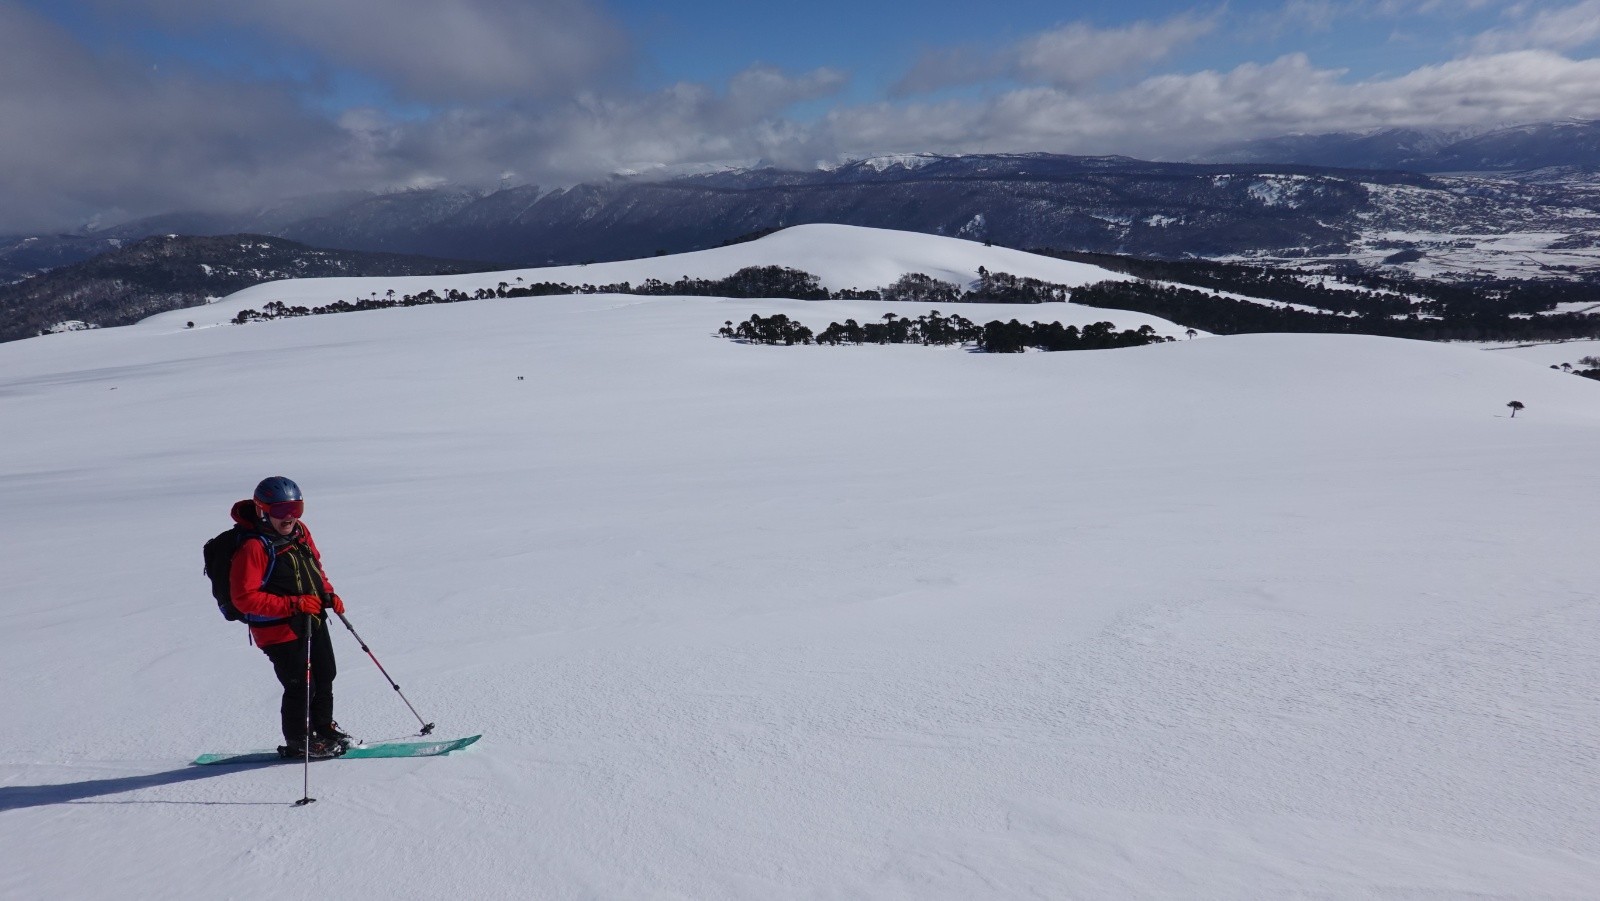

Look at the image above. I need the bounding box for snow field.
[3,233,1600,897]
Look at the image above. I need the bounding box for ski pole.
[295,619,316,807]
[335,611,435,735]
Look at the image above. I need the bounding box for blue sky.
[4,1,1600,230]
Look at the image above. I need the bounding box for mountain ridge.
[3,119,1598,331]
[1198,119,1600,173]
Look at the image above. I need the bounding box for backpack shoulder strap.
[235,530,291,627]
[249,532,278,588]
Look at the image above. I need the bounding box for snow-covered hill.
[4,234,1600,898]
[177,223,1137,328]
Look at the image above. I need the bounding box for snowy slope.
[178,223,1135,327]
[1481,338,1600,370]
[4,251,1600,897]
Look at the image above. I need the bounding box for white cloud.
[1015,16,1219,87]
[1267,0,1342,33]
[318,65,848,189]
[1371,0,1503,13]
[1251,0,1512,38]
[828,50,1600,160]
[1473,1,1600,52]
[725,66,850,119]
[893,13,1216,95]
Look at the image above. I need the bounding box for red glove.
[330,594,345,615]
[294,595,324,615]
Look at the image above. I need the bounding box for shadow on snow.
[1,761,289,811]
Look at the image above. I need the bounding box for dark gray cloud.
[0,4,379,231]
[103,0,631,103]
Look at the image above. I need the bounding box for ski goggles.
[258,499,304,520]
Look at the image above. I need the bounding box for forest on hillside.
[228,262,1600,345]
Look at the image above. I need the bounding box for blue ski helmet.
[254,476,303,504]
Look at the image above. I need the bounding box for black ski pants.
[262,615,337,744]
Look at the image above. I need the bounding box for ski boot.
[278,736,345,760]
[316,721,355,751]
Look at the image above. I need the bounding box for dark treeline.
[234,265,838,322]
[871,268,1071,304]
[230,265,1085,325]
[967,268,1071,303]
[1070,281,1600,342]
[620,266,830,300]
[718,310,1173,353]
[1033,248,1600,317]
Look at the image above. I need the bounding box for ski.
[192,734,480,766]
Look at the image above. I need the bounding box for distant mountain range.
[3,119,1598,342]
[1197,119,1600,173]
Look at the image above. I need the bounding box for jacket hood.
[231,498,260,528]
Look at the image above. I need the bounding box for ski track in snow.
[4,226,1600,898]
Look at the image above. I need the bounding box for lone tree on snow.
[1507,401,1525,417]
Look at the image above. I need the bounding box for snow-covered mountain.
[224,155,1579,270]
[1198,119,1600,173]
[10,124,1600,288]
[4,226,1600,898]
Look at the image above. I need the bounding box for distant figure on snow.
[227,476,352,758]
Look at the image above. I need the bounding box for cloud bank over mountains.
[5,0,1600,232]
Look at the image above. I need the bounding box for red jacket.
[227,499,340,648]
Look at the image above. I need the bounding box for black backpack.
[203,525,281,622]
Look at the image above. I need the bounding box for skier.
[228,476,352,758]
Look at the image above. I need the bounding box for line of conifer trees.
[717,311,1173,353]
[229,266,1088,325]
